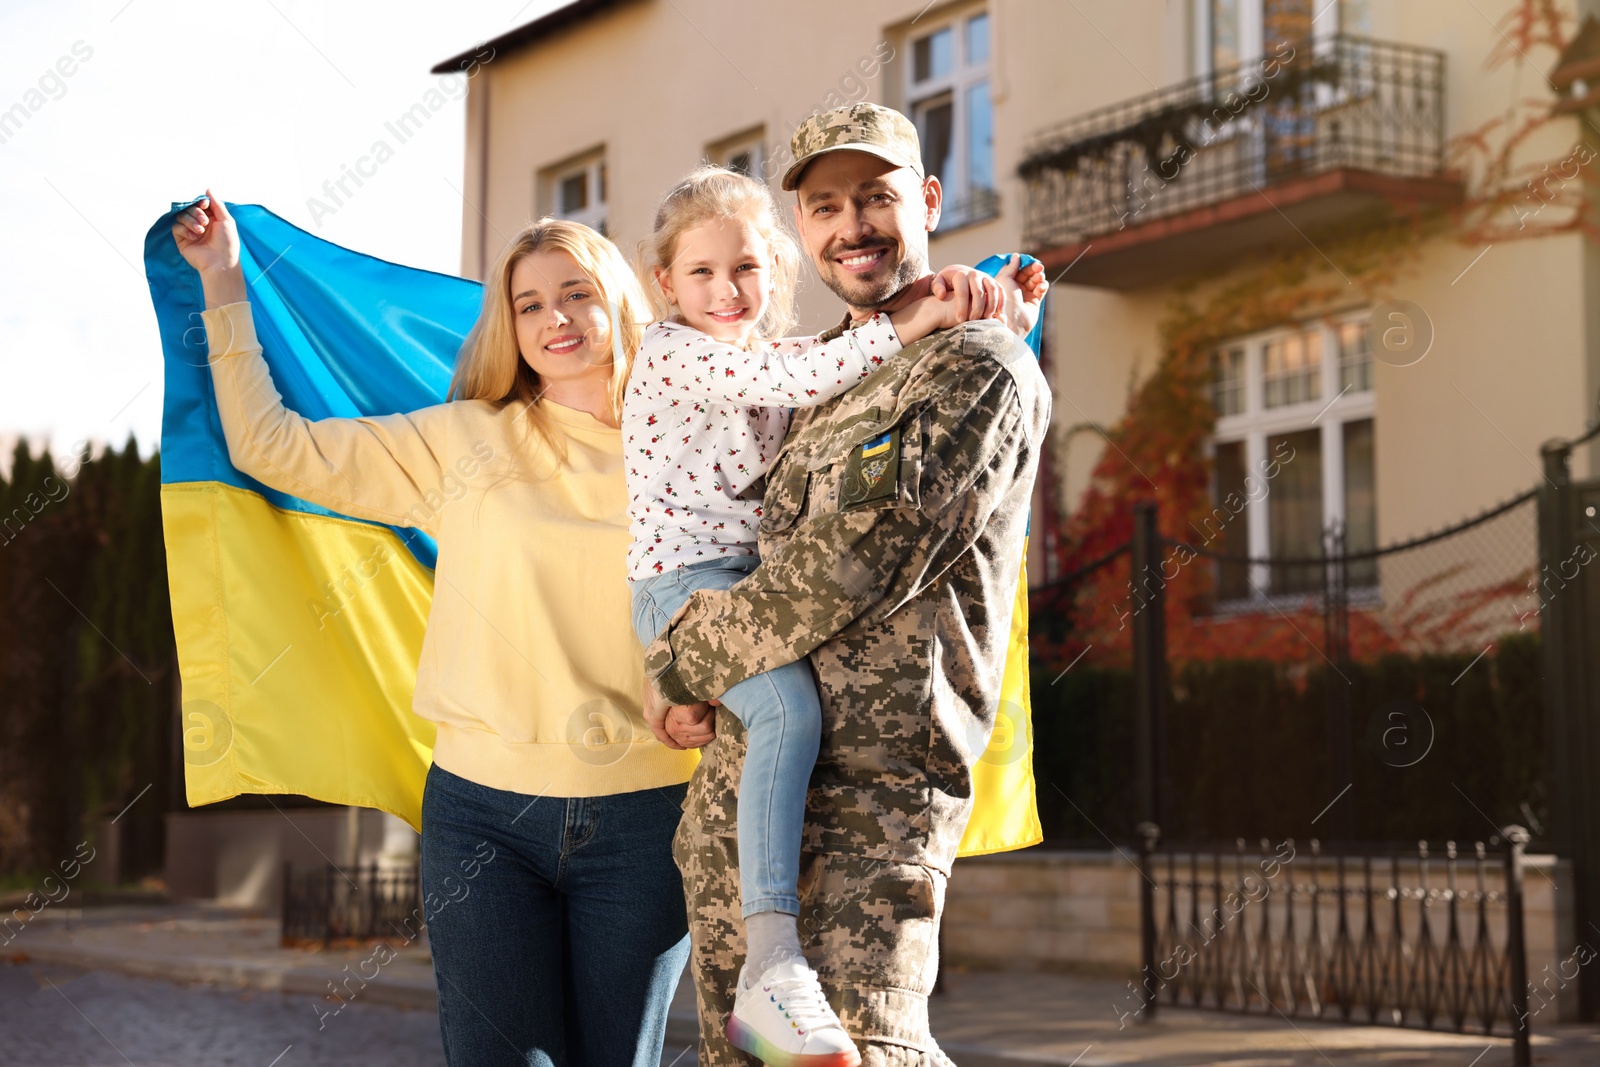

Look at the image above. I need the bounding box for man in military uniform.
[644,103,1051,1065]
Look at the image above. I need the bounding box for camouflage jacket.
[643,314,1051,874]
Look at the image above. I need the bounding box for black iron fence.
[1135,826,1532,1064]
[1030,486,1548,1046]
[1018,34,1447,248]
[281,860,422,943]
[1031,481,1542,845]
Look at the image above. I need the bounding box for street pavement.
[9,902,1600,1066]
[0,959,698,1067]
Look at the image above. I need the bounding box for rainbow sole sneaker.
[726,957,861,1067]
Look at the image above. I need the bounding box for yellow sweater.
[202,300,697,797]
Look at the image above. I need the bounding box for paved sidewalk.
[9,902,1600,1066]
[6,902,439,1010]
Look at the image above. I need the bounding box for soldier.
[643,103,1051,1066]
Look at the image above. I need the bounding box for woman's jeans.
[421,763,690,1067]
[630,554,821,918]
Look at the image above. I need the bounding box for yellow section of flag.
[163,480,1037,851]
[956,546,1043,857]
[163,481,437,829]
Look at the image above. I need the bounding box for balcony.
[1018,36,1461,289]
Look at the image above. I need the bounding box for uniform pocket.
[758,461,811,534]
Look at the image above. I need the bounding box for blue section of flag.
[974,253,1045,355]
[974,254,1045,538]
[141,197,1046,574]
[143,198,486,570]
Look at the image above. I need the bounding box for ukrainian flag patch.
[840,426,901,508]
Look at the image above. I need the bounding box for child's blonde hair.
[639,165,801,345]
[450,218,650,459]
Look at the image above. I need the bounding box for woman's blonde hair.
[449,217,649,459]
[639,165,801,345]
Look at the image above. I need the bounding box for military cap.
[782,102,925,191]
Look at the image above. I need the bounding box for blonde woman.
[172,191,708,1067]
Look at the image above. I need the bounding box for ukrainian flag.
[955,254,1046,857]
[144,200,1044,851]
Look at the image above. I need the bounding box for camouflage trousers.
[672,815,947,1066]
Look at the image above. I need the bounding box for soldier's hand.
[665,701,717,748]
[642,679,683,749]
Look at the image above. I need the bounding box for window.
[1194,1,1372,183]
[541,150,607,235]
[1262,329,1320,408]
[709,127,766,182]
[1195,0,1369,75]
[1205,311,1377,603]
[1210,346,1246,416]
[907,7,996,230]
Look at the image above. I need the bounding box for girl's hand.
[997,254,1048,339]
[890,264,1006,344]
[171,189,247,307]
[929,264,1004,322]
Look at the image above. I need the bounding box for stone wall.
[945,848,1581,1022]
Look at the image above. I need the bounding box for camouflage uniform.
[645,309,1051,1064]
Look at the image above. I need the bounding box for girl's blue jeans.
[630,554,820,918]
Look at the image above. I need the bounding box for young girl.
[624,165,1044,1066]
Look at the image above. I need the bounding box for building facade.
[433,0,1600,604]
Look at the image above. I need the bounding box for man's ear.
[922,175,943,233]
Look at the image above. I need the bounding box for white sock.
[744,910,803,981]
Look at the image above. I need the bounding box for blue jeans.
[630,555,821,918]
[420,763,690,1067]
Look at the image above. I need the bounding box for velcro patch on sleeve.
[839,427,901,508]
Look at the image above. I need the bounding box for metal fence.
[1169,488,1540,661]
[1030,484,1546,1049]
[1018,34,1447,248]
[1135,826,1533,1064]
[281,861,422,944]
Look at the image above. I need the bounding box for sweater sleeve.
[202,300,454,534]
[641,316,900,408]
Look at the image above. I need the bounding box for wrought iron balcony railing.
[1018,35,1446,250]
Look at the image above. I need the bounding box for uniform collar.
[818,310,865,343]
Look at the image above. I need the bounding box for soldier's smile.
[834,246,890,274]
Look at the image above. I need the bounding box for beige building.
[431,0,1599,606]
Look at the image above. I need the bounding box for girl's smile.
[655,217,773,346]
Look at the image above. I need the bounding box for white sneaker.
[726,957,862,1067]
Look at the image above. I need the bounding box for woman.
[172,191,710,1067]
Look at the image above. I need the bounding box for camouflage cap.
[782,103,925,191]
